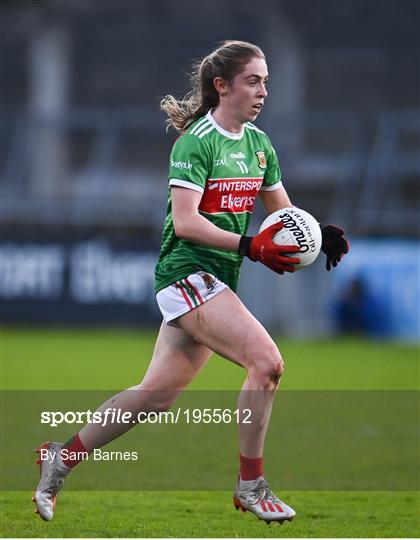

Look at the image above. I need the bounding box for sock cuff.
[61,433,89,469]
[239,454,263,464]
[239,453,264,481]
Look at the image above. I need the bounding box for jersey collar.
[206,110,244,140]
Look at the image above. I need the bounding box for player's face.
[227,56,268,123]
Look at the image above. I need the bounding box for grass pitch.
[2,327,418,390]
[2,490,419,538]
[1,327,419,537]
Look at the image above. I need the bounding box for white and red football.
[259,207,322,270]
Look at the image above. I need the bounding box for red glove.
[238,222,301,274]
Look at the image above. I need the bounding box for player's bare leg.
[33,322,212,520]
[178,287,295,523]
[78,322,212,450]
[178,288,282,458]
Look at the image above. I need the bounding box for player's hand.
[321,224,350,271]
[239,222,301,274]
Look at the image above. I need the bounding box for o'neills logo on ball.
[279,211,316,253]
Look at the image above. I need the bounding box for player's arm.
[172,186,240,250]
[260,142,349,270]
[172,186,300,274]
[258,184,292,214]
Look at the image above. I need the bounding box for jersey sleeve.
[260,142,283,191]
[168,135,210,194]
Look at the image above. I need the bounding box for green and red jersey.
[154,110,282,293]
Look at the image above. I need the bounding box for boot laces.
[250,479,279,505]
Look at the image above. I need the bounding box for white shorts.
[156,271,228,325]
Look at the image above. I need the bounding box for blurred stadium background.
[1,0,419,341]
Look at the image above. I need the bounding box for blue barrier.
[330,239,420,342]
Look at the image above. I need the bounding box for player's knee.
[136,386,176,413]
[269,359,284,384]
[154,392,179,412]
[261,358,284,388]
[247,342,284,388]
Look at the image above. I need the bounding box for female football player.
[34,40,349,523]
